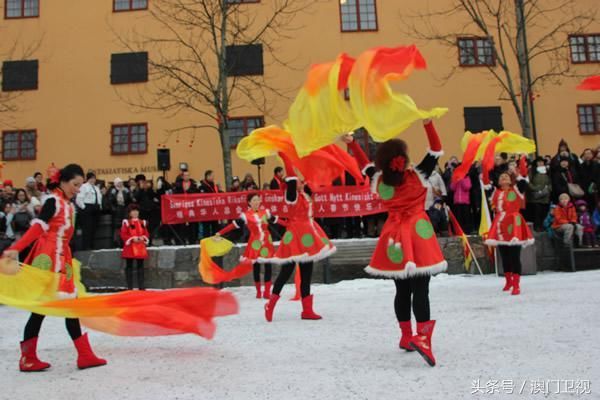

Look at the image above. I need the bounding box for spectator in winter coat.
[240,173,258,191]
[593,200,600,237]
[229,176,241,192]
[579,148,598,207]
[551,156,581,203]
[269,167,285,190]
[108,177,133,246]
[198,170,220,239]
[425,165,447,210]
[34,172,46,194]
[527,157,552,231]
[450,174,472,233]
[575,200,597,247]
[427,199,448,236]
[550,139,580,172]
[551,193,583,247]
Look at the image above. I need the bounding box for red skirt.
[271,219,336,264]
[484,212,534,247]
[241,233,276,263]
[365,211,447,279]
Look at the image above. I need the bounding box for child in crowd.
[120,204,150,290]
[427,199,448,236]
[551,193,583,247]
[575,200,597,248]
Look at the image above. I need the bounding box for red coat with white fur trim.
[348,121,448,279]
[120,219,149,259]
[485,184,534,247]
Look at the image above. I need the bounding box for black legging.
[23,313,81,341]
[498,246,522,275]
[394,276,431,323]
[272,262,313,298]
[125,258,145,290]
[253,263,272,283]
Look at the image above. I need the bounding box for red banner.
[161,187,384,224]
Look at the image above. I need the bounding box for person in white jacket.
[76,172,102,250]
[425,167,447,210]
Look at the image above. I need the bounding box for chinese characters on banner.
[161,187,384,224]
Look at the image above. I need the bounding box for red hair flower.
[389,156,406,172]
[49,169,61,184]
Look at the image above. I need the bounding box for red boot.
[300,295,322,320]
[73,333,107,370]
[409,320,437,367]
[502,272,513,291]
[398,321,414,352]
[263,281,272,300]
[511,274,521,295]
[254,282,262,299]
[264,294,280,322]
[19,337,51,372]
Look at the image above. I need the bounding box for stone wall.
[75,235,505,290]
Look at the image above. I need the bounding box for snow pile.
[0,271,598,399]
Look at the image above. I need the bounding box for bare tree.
[401,0,597,139]
[112,0,317,186]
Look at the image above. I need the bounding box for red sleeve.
[424,121,442,153]
[519,156,528,178]
[120,220,131,243]
[278,152,296,178]
[7,223,44,252]
[218,223,237,236]
[347,140,370,170]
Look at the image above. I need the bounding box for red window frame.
[4,0,39,19]
[1,130,37,160]
[569,34,600,64]
[457,37,496,67]
[577,104,600,135]
[224,116,264,149]
[112,0,148,12]
[339,0,378,33]
[110,123,149,155]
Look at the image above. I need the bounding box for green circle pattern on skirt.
[283,231,294,245]
[516,216,522,226]
[31,254,53,271]
[507,192,517,202]
[378,182,394,200]
[415,219,434,240]
[260,248,269,258]
[387,243,404,264]
[65,263,73,281]
[301,234,315,248]
[321,237,330,246]
[507,224,514,235]
[251,240,262,250]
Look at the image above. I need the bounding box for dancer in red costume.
[3,164,107,371]
[345,120,447,367]
[483,156,534,295]
[216,192,280,299]
[120,204,150,290]
[264,152,336,322]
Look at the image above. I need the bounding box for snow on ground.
[1,271,599,400]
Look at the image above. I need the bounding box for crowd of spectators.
[0,139,598,252]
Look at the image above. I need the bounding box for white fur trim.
[427,148,444,158]
[268,245,337,265]
[483,184,493,191]
[364,260,448,279]
[141,236,150,245]
[361,162,375,176]
[31,218,49,232]
[232,220,240,229]
[517,175,529,182]
[54,201,71,273]
[57,290,77,299]
[284,177,298,182]
[370,171,382,195]
[272,215,279,224]
[485,238,535,247]
[122,219,129,227]
[125,237,135,246]
[239,213,247,223]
